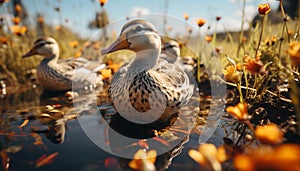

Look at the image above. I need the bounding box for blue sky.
[2,0,279,38]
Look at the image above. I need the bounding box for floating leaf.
[35,152,59,168]
[18,119,29,128]
[138,140,149,149]
[0,150,10,171]
[104,157,118,168]
[31,133,43,145]
[152,137,170,146]
[5,146,22,153]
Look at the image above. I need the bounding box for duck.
[161,40,196,74]
[161,40,180,63]
[22,37,106,91]
[101,19,194,125]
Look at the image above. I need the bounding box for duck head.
[101,19,161,55]
[162,40,180,62]
[22,37,59,58]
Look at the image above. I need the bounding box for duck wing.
[148,59,193,106]
[58,57,106,72]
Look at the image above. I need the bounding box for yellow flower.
[255,123,284,144]
[69,40,79,48]
[99,0,108,7]
[10,25,27,36]
[223,65,241,83]
[287,41,300,67]
[258,3,271,15]
[196,18,206,27]
[128,149,157,171]
[234,144,300,171]
[226,103,248,121]
[183,13,189,20]
[189,143,228,171]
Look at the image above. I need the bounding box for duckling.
[101,20,193,125]
[22,37,105,91]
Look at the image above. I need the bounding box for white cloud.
[129,7,150,17]
[235,5,257,22]
[229,0,254,3]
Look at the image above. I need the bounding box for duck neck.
[40,54,59,66]
[129,48,160,74]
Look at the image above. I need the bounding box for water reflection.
[0,82,227,170]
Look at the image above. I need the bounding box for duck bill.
[101,33,129,55]
[22,48,37,58]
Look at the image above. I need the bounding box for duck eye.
[135,26,143,31]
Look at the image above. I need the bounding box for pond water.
[0,84,229,171]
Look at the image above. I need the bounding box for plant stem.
[254,15,265,59]
[237,82,244,103]
[237,0,246,58]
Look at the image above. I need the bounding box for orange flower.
[223,65,241,83]
[0,36,8,44]
[128,149,157,171]
[255,123,284,144]
[15,4,22,13]
[55,25,62,31]
[287,41,300,67]
[69,40,79,48]
[99,0,108,7]
[189,143,228,171]
[37,16,44,24]
[183,13,189,20]
[258,3,271,15]
[271,36,277,45]
[10,25,27,36]
[226,103,248,121]
[234,144,300,171]
[12,17,20,25]
[244,58,265,74]
[205,36,212,43]
[196,18,206,27]
[241,36,247,44]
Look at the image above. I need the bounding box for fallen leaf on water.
[138,140,149,149]
[0,150,10,171]
[104,157,118,168]
[31,133,43,145]
[18,119,29,128]
[35,152,59,168]
[5,146,22,153]
[153,137,170,146]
